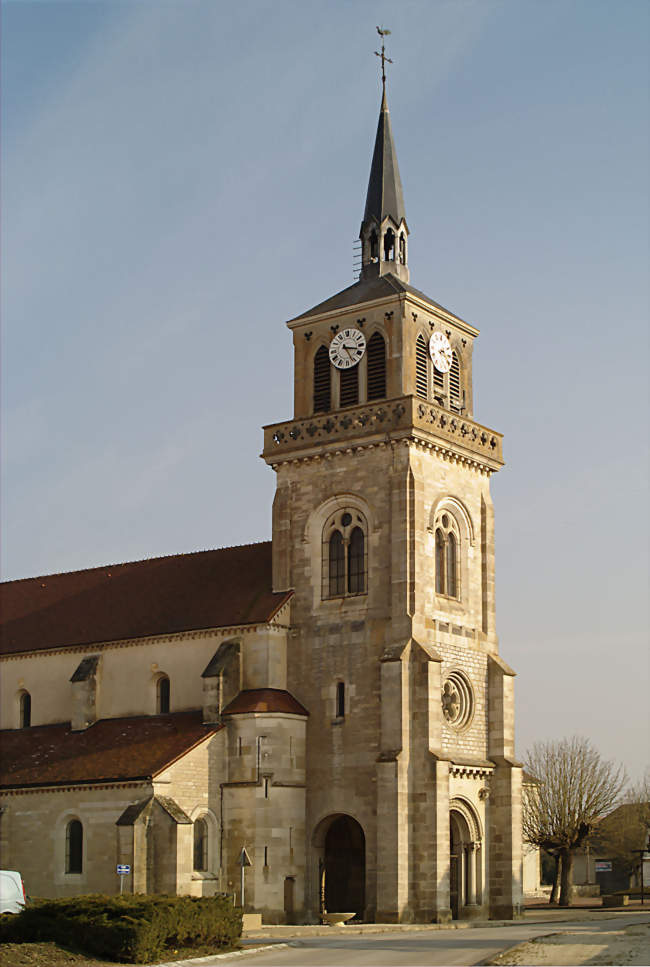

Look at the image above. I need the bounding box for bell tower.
[262,41,521,925]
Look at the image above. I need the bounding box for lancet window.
[416,334,429,399]
[434,511,460,599]
[313,345,331,413]
[323,509,368,599]
[66,820,83,874]
[366,332,386,400]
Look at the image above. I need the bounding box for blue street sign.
[117,864,131,875]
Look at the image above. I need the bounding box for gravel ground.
[488,921,650,966]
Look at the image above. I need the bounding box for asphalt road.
[214,913,650,967]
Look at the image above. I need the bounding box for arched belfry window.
[339,365,359,408]
[66,819,83,874]
[157,675,170,714]
[434,510,460,599]
[399,233,406,264]
[313,345,331,413]
[323,509,368,600]
[370,230,378,262]
[416,334,429,399]
[383,228,395,261]
[366,332,386,401]
[19,690,31,728]
[449,351,462,412]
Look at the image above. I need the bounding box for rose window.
[441,671,473,730]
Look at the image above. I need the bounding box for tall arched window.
[157,675,170,714]
[348,527,365,593]
[449,351,462,411]
[323,508,368,600]
[193,817,208,872]
[339,364,359,408]
[19,691,31,728]
[366,332,386,401]
[313,346,331,413]
[435,530,445,594]
[434,511,460,599]
[66,819,83,874]
[328,531,345,597]
[446,532,457,598]
[416,335,428,399]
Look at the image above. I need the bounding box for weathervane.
[375,26,392,97]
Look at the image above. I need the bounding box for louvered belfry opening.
[366,332,386,400]
[339,364,359,408]
[313,345,331,413]
[449,351,462,411]
[416,335,428,399]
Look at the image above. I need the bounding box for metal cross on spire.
[375,26,393,98]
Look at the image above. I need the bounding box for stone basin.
[323,912,356,926]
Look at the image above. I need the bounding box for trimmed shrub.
[0,893,242,963]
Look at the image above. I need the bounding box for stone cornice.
[0,780,149,796]
[263,396,503,473]
[1,620,292,664]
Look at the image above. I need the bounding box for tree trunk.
[549,853,561,903]
[559,848,574,907]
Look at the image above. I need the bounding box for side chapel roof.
[0,542,292,657]
[0,711,219,790]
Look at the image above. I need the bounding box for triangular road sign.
[238,847,252,867]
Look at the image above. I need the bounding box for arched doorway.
[450,804,482,919]
[313,814,365,919]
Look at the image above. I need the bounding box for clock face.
[429,331,453,373]
[329,328,366,369]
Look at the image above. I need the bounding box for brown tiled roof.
[0,711,220,789]
[221,688,309,717]
[0,543,292,656]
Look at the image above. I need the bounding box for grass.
[0,940,241,966]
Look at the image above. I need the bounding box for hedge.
[0,893,242,963]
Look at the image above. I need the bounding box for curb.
[154,944,289,967]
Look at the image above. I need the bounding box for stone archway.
[313,814,365,920]
[450,803,482,919]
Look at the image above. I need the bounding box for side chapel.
[0,73,522,923]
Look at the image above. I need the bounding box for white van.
[0,870,27,914]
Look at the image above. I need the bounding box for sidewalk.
[242,902,648,940]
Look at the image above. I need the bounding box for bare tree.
[523,737,626,906]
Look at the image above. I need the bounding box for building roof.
[221,688,309,717]
[0,711,220,790]
[0,543,292,656]
[288,272,465,324]
[362,92,406,229]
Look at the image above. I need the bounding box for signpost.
[631,849,646,905]
[238,848,252,908]
[116,864,131,895]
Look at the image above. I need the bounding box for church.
[0,71,523,923]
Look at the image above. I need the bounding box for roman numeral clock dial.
[429,331,452,373]
[329,328,367,369]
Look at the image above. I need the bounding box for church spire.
[359,28,409,283]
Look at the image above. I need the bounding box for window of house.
[313,345,331,413]
[193,817,208,872]
[434,511,460,599]
[157,675,170,714]
[416,334,428,399]
[323,509,368,599]
[66,819,83,874]
[19,691,31,729]
[366,332,386,401]
[336,682,345,719]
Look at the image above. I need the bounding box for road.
[213,913,650,967]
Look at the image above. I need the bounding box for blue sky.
[2,0,648,780]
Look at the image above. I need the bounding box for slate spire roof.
[362,90,407,230]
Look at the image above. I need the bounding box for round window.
[441,671,474,730]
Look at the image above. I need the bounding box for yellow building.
[0,82,522,923]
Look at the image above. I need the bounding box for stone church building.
[0,85,522,923]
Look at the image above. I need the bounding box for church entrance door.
[314,814,365,920]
